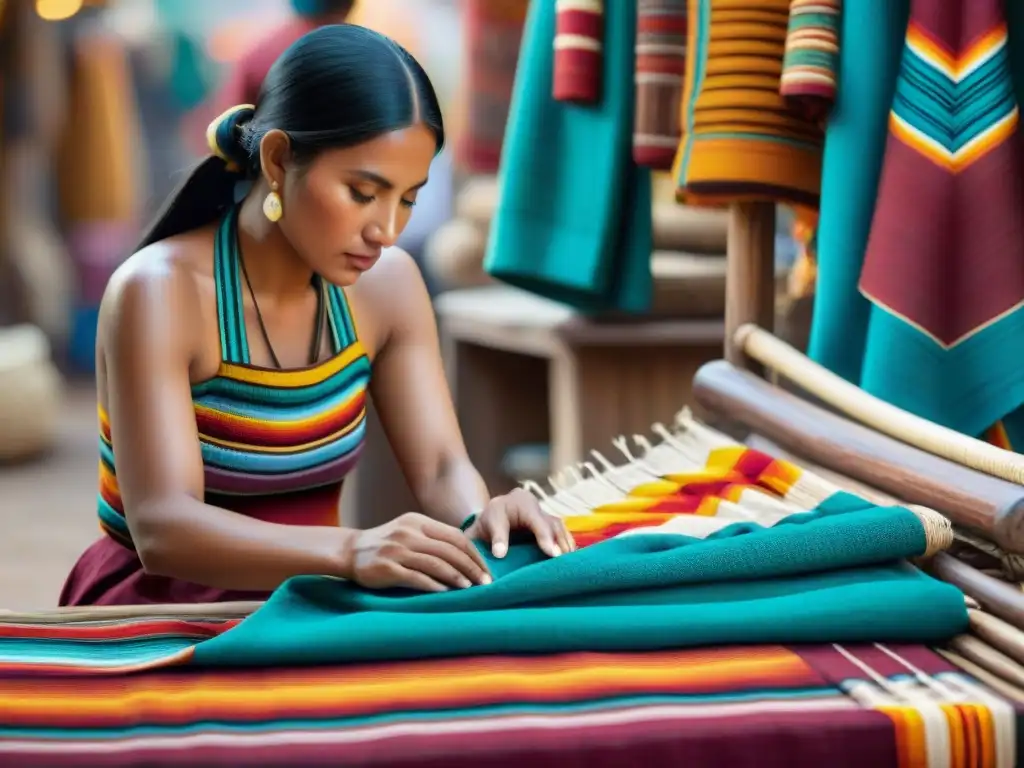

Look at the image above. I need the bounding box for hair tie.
[206,104,256,173]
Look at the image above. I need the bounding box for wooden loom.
[692,202,1024,696]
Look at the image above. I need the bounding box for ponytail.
[135,105,255,250]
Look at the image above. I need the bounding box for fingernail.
[480,574,492,585]
[493,542,508,558]
[459,577,472,589]
[551,544,563,557]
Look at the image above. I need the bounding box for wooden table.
[436,286,724,493]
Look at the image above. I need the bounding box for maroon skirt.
[59,535,271,606]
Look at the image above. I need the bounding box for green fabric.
[483,0,653,314]
[191,494,967,668]
[808,0,908,387]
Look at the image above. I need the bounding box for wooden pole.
[724,201,776,370]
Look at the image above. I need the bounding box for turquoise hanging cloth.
[483,0,653,314]
[191,497,966,668]
[809,0,1024,447]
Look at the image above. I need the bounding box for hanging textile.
[633,0,688,169]
[553,0,603,103]
[779,0,841,123]
[456,0,529,174]
[810,0,1024,449]
[672,0,827,207]
[486,0,652,313]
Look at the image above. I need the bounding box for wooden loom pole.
[724,202,776,370]
[691,361,1024,553]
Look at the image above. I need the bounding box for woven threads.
[527,406,954,558]
[908,505,954,557]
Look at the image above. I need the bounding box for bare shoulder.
[346,247,433,353]
[351,246,426,302]
[98,229,215,361]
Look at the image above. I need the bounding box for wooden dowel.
[724,202,775,370]
[930,554,1024,631]
[692,360,1024,552]
[946,634,1024,688]
[738,325,1024,485]
[0,601,262,625]
[969,609,1024,667]
[936,648,1024,702]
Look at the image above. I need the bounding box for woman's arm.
[101,254,355,591]
[363,249,490,527]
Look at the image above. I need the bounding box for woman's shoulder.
[103,228,216,307]
[98,227,218,352]
[345,246,432,353]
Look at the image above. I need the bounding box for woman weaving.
[61,25,574,606]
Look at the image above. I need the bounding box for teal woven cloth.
[483,0,653,314]
[192,495,967,668]
[809,0,1024,445]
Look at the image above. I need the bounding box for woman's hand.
[465,488,576,559]
[347,513,492,592]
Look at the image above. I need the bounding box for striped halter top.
[97,207,371,547]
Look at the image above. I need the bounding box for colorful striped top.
[97,206,371,547]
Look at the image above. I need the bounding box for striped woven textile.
[0,417,1016,764]
[0,632,1015,766]
[97,206,370,545]
[809,0,1024,454]
[455,0,529,174]
[553,0,603,103]
[672,0,824,207]
[633,0,688,168]
[780,0,842,122]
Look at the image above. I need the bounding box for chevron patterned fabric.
[810,0,1024,452]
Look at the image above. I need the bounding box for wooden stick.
[692,360,1024,552]
[737,324,1024,485]
[725,203,775,370]
[936,648,1024,703]
[947,634,1024,688]
[930,553,1024,630]
[969,609,1024,667]
[0,601,262,625]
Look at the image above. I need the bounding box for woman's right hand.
[346,513,492,592]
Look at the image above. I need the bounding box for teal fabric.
[807,0,909,387]
[807,0,1024,441]
[191,494,967,668]
[483,0,653,314]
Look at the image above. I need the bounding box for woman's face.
[278,124,436,286]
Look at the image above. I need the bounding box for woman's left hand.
[464,488,576,559]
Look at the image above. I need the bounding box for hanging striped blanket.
[673,0,826,206]
[780,0,842,122]
[0,416,1016,766]
[553,0,604,103]
[455,0,529,174]
[633,0,688,169]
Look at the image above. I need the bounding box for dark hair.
[290,0,356,20]
[138,24,445,249]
